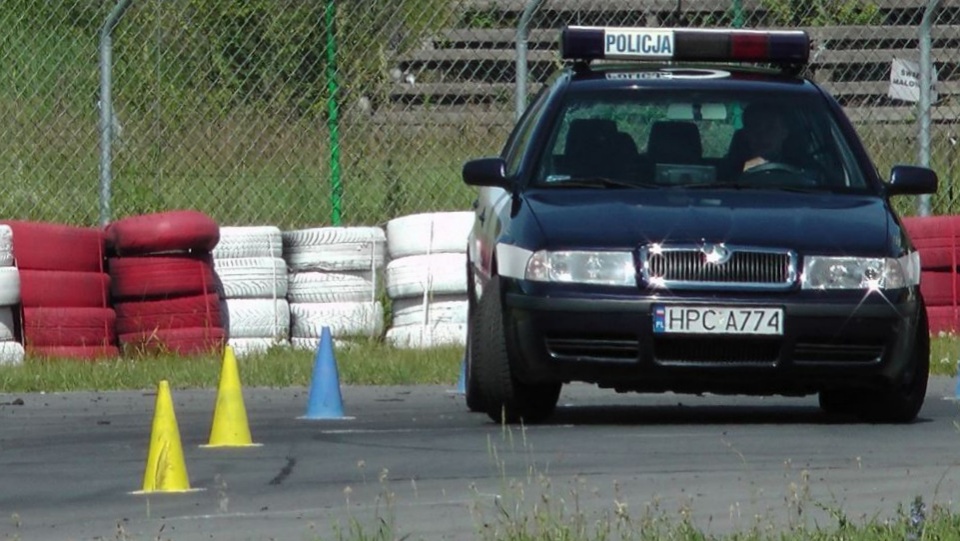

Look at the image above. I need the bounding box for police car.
[462,26,938,424]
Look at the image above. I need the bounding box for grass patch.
[0,341,465,392]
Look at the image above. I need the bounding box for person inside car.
[740,103,789,172]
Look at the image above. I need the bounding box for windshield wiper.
[680,181,822,193]
[546,177,657,189]
[681,181,753,190]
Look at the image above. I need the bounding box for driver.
[740,103,789,172]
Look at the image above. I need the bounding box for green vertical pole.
[732,0,744,28]
[326,0,342,225]
[731,0,744,129]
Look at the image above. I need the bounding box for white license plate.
[652,305,784,335]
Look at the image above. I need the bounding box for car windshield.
[533,88,868,191]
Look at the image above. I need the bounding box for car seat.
[647,121,703,164]
[561,118,639,181]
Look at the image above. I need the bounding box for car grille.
[638,244,797,291]
[653,337,781,366]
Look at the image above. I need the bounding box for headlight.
[525,250,635,286]
[802,256,907,290]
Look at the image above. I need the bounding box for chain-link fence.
[1,0,957,228]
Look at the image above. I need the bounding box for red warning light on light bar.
[560,26,810,65]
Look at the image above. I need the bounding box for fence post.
[325,0,342,226]
[515,0,544,121]
[918,0,940,216]
[99,0,133,227]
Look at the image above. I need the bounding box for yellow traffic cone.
[132,380,200,494]
[201,345,261,448]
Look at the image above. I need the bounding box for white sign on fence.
[888,57,938,103]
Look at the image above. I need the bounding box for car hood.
[523,189,892,255]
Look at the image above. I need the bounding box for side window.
[503,88,550,175]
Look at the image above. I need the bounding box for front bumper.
[501,283,922,396]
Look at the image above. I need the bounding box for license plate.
[652,305,784,335]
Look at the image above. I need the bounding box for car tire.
[0,225,13,267]
[0,341,25,366]
[2,221,106,272]
[817,389,863,416]
[474,278,560,424]
[282,227,386,272]
[109,256,216,301]
[106,210,219,256]
[386,211,474,259]
[213,226,283,259]
[213,257,288,299]
[464,304,485,413]
[858,303,930,423]
[20,270,110,308]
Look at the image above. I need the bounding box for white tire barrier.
[290,301,384,338]
[283,227,386,272]
[391,295,468,327]
[386,323,467,349]
[0,225,13,267]
[228,337,289,357]
[221,298,290,339]
[287,271,375,304]
[213,257,287,299]
[213,226,283,259]
[0,341,25,366]
[291,336,358,352]
[385,253,467,299]
[0,307,15,342]
[386,211,474,259]
[0,267,20,306]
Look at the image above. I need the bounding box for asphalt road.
[2,377,960,541]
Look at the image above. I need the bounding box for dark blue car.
[462,26,938,424]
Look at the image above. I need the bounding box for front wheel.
[818,389,863,416]
[464,304,485,413]
[473,279,561,424]
[858,305,930,423]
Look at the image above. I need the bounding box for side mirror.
[463,157,511,189]
[888,165,938,196]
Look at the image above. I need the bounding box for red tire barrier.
[108,255,215,301]
[106,210,219,256]
[27,345,120,360]
[20,270,111,308]
[22,307,116,347]
[1,221,105,272]
[119,326,226,356]
[920,270,960,307]
[902,215,960,270]
[115,293,221,335]
[927,305,960,335]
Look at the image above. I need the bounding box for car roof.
[564,63,823,95]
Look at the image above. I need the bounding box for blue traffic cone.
[447,355,466,395]
[954,364,960,400]
[300,326,351,420]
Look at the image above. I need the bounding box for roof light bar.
[560,26,810,65]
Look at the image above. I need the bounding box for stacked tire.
[107,211,225,355]
[2,221,116,360]
[904,215,960,334]
[0,225,23,365]
[384,212,473,348]
[283,227,385,351]
[213,226,290,357]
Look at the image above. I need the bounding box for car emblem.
[701,243,731,264]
